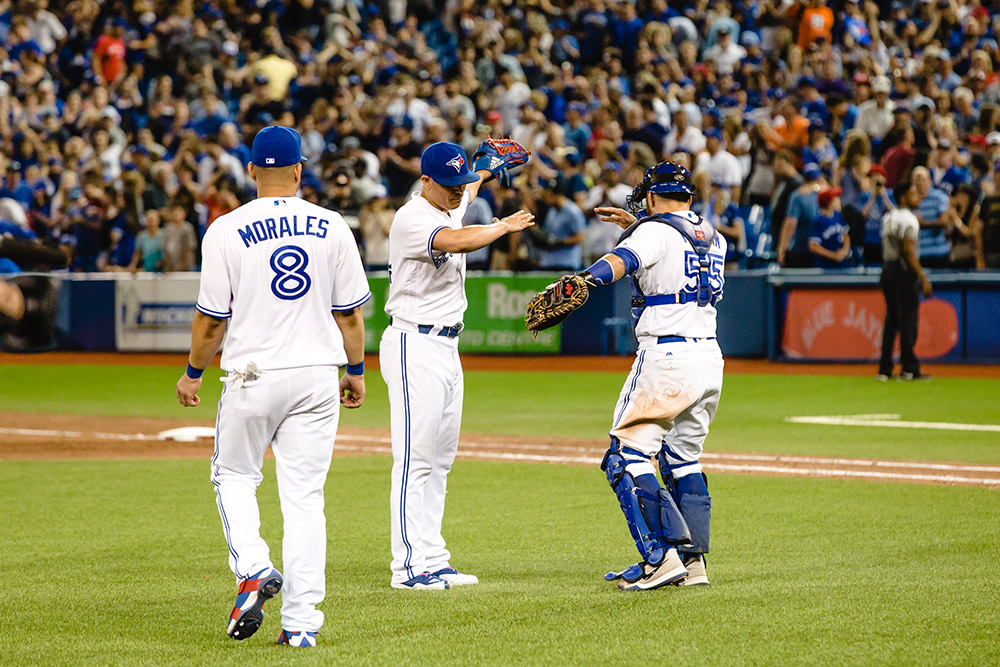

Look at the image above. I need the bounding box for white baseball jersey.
[197,196,372,372]
[384,190,471,326]
[616,211,727,343]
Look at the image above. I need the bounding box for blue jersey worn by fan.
[574,160,726,590]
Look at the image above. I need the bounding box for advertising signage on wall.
[781,288,960,361]
[112,273,558,354]
[362,274,560,353]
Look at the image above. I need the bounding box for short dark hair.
[653,190,695,203]
[893,180,912,203]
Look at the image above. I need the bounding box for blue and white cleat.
[391,571,451,590]
[432,566,479,586]
[226,567,283,640]
[277,629,317,647]
[615,549,688,591]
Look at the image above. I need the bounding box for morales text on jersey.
[238,215,329,248]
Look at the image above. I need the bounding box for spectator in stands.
[697,128,743,204]
[0,162,33,210]
[91,18,127,87]
[779,163,826,268]
[809,188,852,269]
[703,25,745,76]
[131,209,163,273]
[664,107,705,157]
[360,185,392,271]
[536,177,586,272]
[798,0,834,50]
[928,140,967,196]
[769,151,803,247]
[691,170,744,267]
[856,76,896,143]
[980,168,1000,268]
[949,184,983,270]
[161,205,196,272]
[882,125,917,189]
[912,166,957,269]
[860,165,895,266]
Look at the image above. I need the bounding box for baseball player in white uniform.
[380,141,533,589]
[585,160,725,590]
[177,126,371,647]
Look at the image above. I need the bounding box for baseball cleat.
[391,571,451,590]
[875,373,891,382]
[900,372,932,381]
[432,567,479,586]
[226,567,283,640]
[678,555,710,586]
[604,562,644,582]
[617,549,688,591]
[277,629,317,648]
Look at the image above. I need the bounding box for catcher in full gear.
[527,161,726,590]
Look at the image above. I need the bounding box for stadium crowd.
[1,0,1000,275]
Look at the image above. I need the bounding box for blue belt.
[417,324,462,338]
[634,293,718,307]
[657,336,717,344]
[390,317,463,338]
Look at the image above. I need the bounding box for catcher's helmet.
[626,160,695,215]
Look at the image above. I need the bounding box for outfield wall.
[16,270,1000,362]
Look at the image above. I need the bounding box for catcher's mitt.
[471,137,530,187]
[525,274,592,336]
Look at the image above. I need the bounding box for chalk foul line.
[786,414,1000,433]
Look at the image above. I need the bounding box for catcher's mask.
[626,160,695,215]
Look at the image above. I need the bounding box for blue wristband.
[185,363,205,379]
[346,362,364,376]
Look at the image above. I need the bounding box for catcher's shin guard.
[660,456,711,555]
[602,442,691,561]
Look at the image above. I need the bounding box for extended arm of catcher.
[579,248,639,286]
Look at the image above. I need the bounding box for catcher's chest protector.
[627,211,718,308]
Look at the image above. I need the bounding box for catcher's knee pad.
[602,442,691,560]
[667,466,711,554]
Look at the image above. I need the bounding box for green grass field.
[1,362,999,665]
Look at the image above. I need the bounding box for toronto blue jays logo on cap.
[421,142,479,187]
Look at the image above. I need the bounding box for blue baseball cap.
[420,142,479,187]
[803,163,823,180]
[251,126,307,168]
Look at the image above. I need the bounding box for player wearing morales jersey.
[588,160,726,590]
[381,141,533,590]
[177,126,370,647]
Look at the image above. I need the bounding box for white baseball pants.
[211,365,340,633]
[610,340,723,478]
[380,327,463,585]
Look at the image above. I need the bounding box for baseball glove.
[471,137,530,187]
[525,274,593,336]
